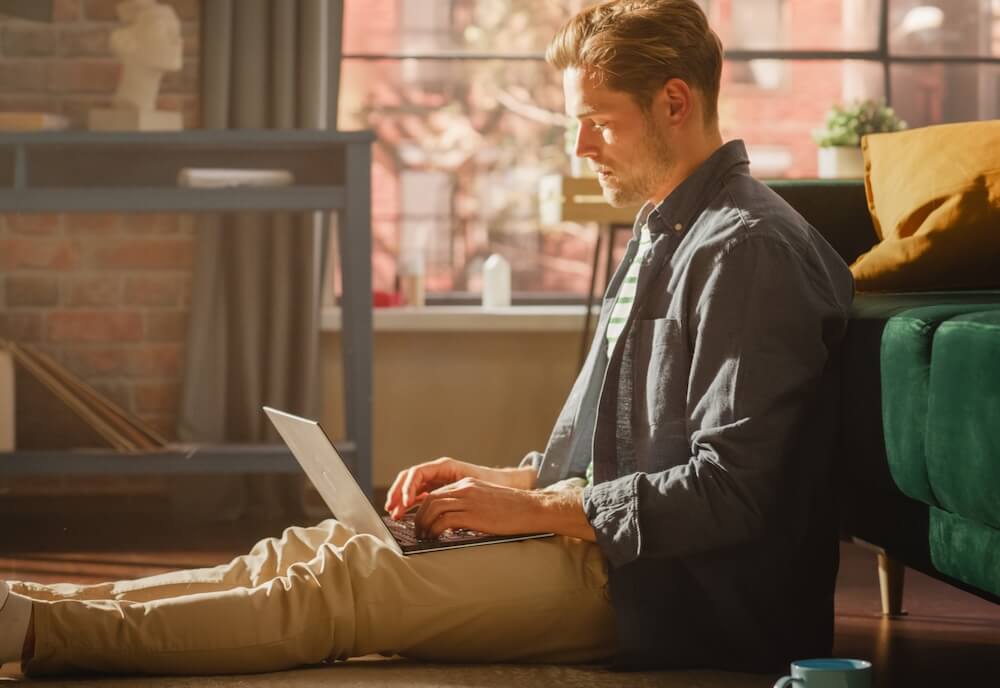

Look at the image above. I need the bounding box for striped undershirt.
[586,223,653,485]
[605,224,654,359]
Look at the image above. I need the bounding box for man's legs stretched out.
[17,523,614,676]
[9,519,350,604]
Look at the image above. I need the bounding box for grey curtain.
[176,0,342,519]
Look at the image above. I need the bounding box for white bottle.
[482,253,511,308]
[398,252,425,307]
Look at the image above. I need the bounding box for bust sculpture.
[88,0,184,131]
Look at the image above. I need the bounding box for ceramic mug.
[773,658,873,688]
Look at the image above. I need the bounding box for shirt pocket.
[632,317,689,437]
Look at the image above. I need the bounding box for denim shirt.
[521,140,855,671]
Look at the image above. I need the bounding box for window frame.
[339,0,1000,304]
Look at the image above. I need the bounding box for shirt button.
[673,223,683,232]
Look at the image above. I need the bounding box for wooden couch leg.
[877,552,905,616]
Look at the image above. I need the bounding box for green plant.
[812,99,907,147]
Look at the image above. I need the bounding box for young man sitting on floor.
[0,0,853,676]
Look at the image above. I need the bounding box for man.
[0,0,853,676]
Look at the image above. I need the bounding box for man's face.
[563,67,675,207]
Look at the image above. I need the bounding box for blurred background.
[335,0,1000,298]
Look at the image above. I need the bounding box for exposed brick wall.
[1,0,202,495]
[0,212,195,441]
[0,0,200,125]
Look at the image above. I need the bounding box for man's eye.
[591,121,607,132]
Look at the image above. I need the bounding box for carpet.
[1,655,768,687]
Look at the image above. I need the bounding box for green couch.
[768,180,1000,612]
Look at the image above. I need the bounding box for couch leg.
[877,552,905,617]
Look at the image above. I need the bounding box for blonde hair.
[547,0,723,125]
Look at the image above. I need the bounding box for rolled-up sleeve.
[587,233,848,567]
[583,473,642,565]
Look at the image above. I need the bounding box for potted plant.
[813,100,907,178]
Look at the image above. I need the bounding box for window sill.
[321,305,594,333]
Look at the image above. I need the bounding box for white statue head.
[110,0,183,74]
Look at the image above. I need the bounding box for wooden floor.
[3,500,999,687]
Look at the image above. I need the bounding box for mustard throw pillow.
[851,120,1000,291]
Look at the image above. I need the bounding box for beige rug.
[1,655,767,687]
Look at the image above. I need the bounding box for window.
[336,0,1000,298]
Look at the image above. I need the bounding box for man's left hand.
[412,477,597,543]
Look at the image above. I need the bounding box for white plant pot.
[817,146,865,179]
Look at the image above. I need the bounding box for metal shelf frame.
[0,129,375,495]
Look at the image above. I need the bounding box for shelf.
[0,129,374,207]
[0,186,347,213]
[0,129,375,494]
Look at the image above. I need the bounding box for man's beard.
[596,120,674,208]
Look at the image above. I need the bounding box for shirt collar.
[640,139,751,236]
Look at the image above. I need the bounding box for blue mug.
[773,658,872,688]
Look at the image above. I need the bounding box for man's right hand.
[384,457,536,520]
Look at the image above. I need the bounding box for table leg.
[338,143,373,496]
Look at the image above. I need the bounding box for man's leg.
[24,532,613,676]
[9,519,349,604]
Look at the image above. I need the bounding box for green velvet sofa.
[767,180,1000,613]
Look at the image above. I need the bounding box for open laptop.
[263,407,554,555]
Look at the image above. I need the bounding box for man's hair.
[547,0,723,125]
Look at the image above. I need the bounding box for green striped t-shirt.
[586,224,653,485]
[605,225,653,359]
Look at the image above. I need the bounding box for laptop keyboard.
[382,513,486,546]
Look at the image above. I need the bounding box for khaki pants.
[11,519,615,676]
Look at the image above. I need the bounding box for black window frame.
[340,0,1000,305]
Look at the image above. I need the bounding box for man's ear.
[660,78,695,123]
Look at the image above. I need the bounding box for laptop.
[263,407,554,555]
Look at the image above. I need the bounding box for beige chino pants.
[11,519,615,676]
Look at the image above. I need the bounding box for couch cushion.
[926,310,1000,529]
[851,120,1000,291]
[930,507,1000,598]
[842,292,1000,495]
[879,304,1000,505]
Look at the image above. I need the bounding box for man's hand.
[413,478,597,543]
[384,457,536,520]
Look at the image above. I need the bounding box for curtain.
[175,0,342,519]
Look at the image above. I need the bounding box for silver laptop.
[264,407,553,555]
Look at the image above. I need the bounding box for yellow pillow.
[850,120,1000,291]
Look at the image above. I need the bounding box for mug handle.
[773,677,804,688]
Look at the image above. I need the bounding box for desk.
[0,129,375,494]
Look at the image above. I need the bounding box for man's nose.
[574,125,599,160]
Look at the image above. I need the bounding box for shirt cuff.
[582,473,642,567]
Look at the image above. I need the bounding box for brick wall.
[1,1,202,495]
